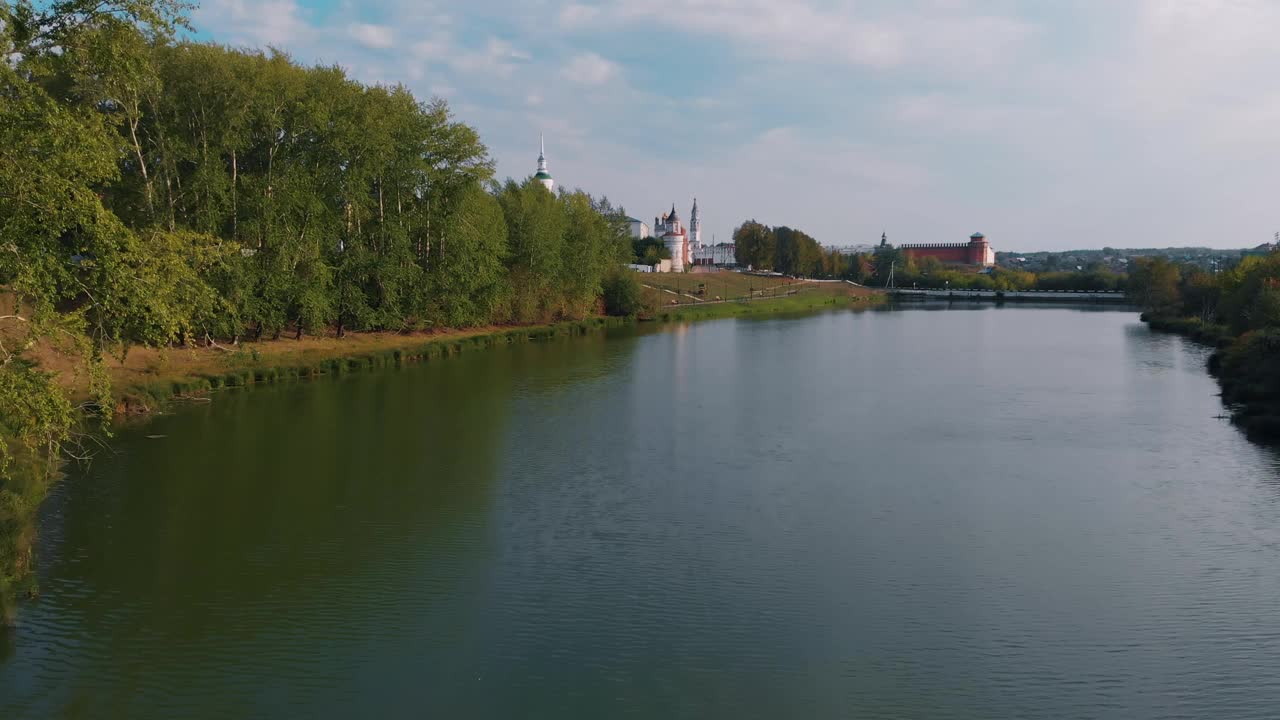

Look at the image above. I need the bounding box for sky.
[192,0,1280,252]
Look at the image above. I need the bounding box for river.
[4,304,1280,719]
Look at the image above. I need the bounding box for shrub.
[602,269,644,317]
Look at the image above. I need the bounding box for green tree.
[1128,257,1182,315]
[733,220,774,270]
[495,179,566,322]
[602,269,644,316]
[426,186,508,327]
[0,0,191,624]
[873,244,903,286]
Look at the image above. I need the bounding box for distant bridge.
[890,288,1130,304]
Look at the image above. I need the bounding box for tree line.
[733,221,852,278]
[1128,254,1280,332]
[867,244,1125,291]
[0,0,635,611]
[732,221,1128,291]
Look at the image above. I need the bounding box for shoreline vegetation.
[1131,256,1280,442]
[108,280,880,417]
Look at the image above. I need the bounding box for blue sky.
[194,0,1280,251]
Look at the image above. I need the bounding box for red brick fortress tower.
[966,233,994,266]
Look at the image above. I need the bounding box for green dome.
[534,171,553,180]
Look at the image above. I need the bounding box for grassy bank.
[108,287,879,416]
[101,279,879,415]
[1209,329,1280,442]
[1141,314,1235,348]
[107,318,632,416]
[1142,314,1280,442]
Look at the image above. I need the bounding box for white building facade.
[628,218,650,239]
[692,243,737,266]
[654,203,692,272]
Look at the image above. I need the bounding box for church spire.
[534,133,554,192]
[690,197,702,248]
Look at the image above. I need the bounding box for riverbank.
[1141,314,1235,348]
[1142,313,1280,442]
[1,287,883,623]
[106,286,878,416]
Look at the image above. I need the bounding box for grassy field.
[641,270,875,306]
[642,271,802,303]
[653,288,882,321]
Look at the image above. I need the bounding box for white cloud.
[195,0,307,47]
[558,3,600,28]
[350,23,395,50]
[565,0,1037,72]
[449,37,529,78]
[562,52,620,86]
[410,38,451,61]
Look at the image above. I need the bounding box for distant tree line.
[733,221,854,278]
[1128,254,1280,332]
[730,224,1129,291]
[875,247,1126,292]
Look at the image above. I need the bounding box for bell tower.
[534,134,554,192]
[690,198,702,248]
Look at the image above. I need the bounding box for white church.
[653,201,700,272]
[630,200,734,271]
[534,139,732,271]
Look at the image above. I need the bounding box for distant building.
[692,243,736,266]
[628,218,650,240]
[1245,241,1279,257]
[900,232,996,267]
[652,199,703,272]
[654,204,690,272]
[533,134,554,192]
[829,244,877,255]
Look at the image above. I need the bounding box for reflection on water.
[4,305,1280,719]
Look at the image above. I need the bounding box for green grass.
[648,288,883,322]
[641,271,814,305]
[1142,314,1235,348]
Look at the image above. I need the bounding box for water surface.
[4,305,1280,719]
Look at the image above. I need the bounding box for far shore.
[66,279,882,422]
